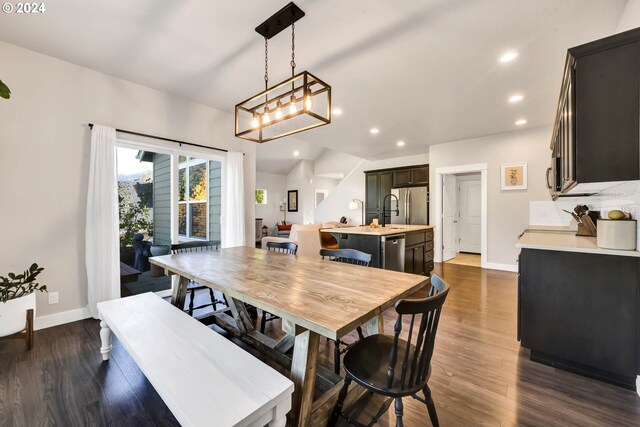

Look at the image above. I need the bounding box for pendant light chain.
[264,37,269,90]
[290,20,296,77]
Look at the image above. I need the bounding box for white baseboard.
[482,262,518,273]
[35,306,93,331]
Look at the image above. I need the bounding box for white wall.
[0,41,257,321]
[616,0,640,32]
[429,126,552,268]
[255,171,286,234]
[285,160,315,224]
[313,149,362,179]
[315,153,430,225]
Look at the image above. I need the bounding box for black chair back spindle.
[265,241,298,255]
[320,248,372,266]
[168,240,223,316]
[388,275,448,392]
[170,240,221,254]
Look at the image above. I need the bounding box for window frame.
[178,156,209,240]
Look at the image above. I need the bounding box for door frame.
[434,163,488,268]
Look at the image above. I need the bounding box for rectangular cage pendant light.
[235,71,331,143]
[234,2,331,143]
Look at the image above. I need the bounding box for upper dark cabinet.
[364,171,392,224]
[364,165,427,225]
[549,27,640,199]
[392,166,429,187]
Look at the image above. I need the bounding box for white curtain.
[222,151,246,248]
[86,125,120,318]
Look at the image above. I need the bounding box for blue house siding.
[209,161,222,243]
[153,154,172,245]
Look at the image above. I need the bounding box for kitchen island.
[516,228,640,392]
[322,225,434,275]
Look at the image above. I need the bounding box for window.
[179,156,208,239]
[255,189,267,204]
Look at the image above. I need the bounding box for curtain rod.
[88,123,245,155]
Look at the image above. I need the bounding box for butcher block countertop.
[322,225,434,236]
[517,227,640,258]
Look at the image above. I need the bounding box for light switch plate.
[48,292,59,304]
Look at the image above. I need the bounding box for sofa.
[261,222,351,258]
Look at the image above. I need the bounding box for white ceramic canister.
[596,219,637,250]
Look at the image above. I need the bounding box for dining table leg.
[365,312,385,335]
[289,328,320,427]
[171,276,189,310]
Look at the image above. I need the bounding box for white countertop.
[322,224,434,236]
[517,228,640,258]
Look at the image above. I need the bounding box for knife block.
[576,216,597,237]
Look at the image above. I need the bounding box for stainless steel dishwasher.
[381,234,405,272]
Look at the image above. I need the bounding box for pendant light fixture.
[235,2,332,143]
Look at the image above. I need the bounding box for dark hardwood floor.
[1,263,640,426]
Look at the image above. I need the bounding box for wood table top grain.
[150,246,429,340]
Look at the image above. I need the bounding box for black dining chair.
[320,249,372,374]
[170,240,225,316]
[328,274,449,427]
[260,241,299,333]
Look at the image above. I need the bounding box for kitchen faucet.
[381,193,400,227]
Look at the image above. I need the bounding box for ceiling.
[0,0,628,170]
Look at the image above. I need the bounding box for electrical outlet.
[48,292,59,305]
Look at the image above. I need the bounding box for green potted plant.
[0,263,46,340]
[0,80,11,99]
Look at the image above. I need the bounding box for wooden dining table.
[150,246,430,427]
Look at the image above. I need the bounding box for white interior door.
[458,178,481,253]
[442,174,457,261]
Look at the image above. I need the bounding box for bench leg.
[99,320,113,361]
[268,416,286,427]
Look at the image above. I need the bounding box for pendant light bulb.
[289,96,297,114]
[305,95,313,110]
[262,107,271,125]
[251,113,260,129]
[275,101,283,120]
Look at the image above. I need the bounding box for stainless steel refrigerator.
[389,186,429,225]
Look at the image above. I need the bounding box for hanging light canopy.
[235,2,332,143]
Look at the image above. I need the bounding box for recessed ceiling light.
[515,119,527,126]
[397,141,406,147]
[509,94,524,103]
[370,128,380,135]
[293,150,300,156]
[332,108,343,116]
[499,51,518,63]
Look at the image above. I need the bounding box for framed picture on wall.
[287,190,298,212]
[501,162,528,191]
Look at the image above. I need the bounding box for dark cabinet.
[365,164,428,225]
[403,230,433,276]
[519,248,640,389]
[549,28,640,199]
[575,40,639,184]
[393,166,428,187]
[364,171,392,225]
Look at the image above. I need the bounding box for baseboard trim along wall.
[35,306,93,331]
[483,262,518,273]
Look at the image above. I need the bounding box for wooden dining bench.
[97,293,293,427]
